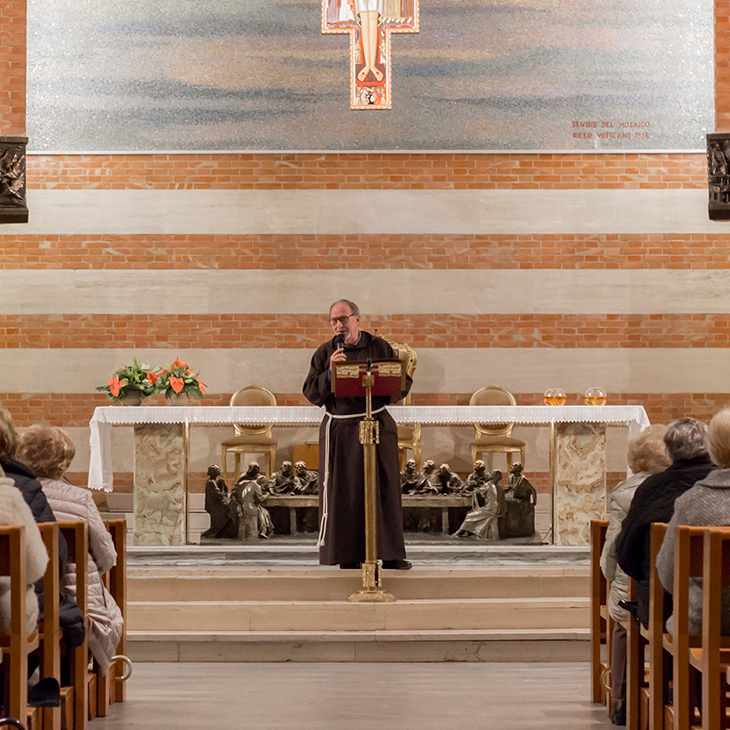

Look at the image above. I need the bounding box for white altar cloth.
[88,404,650,492]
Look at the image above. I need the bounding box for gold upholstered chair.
[388,340,421,470]
[220,385,277,482]
[469,385,526,469]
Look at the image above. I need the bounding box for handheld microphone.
[335,334,346,351]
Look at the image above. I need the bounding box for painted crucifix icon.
[322,0,419,110]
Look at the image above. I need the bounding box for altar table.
[88,405,649,547]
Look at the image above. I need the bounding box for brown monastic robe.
[303,331,412,565]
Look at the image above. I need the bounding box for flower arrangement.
[156,358,206,400]
[96,357,160,403]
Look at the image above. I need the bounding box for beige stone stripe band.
[0,188,714,235]
[2,268,730,315]
[1,347,728,394]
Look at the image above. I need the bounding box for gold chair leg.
[414,442,421,471]
[506,452,513,469]
[221,447,228,484]
[520,447,526,468]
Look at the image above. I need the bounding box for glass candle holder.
[584,387,607,406]
[543,388,566,406]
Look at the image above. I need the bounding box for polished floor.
[96,662,612,729]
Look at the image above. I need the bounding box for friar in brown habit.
[303,298,413,570]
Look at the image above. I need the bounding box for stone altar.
[89,404,649,546]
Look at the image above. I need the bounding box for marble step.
[125,544,589,568]
[127,568,589,602]
[126,628,591,663]
[127,596,589,633]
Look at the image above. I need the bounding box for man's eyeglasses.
[329,315,354,326]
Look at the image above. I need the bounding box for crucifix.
[322,0,420,110]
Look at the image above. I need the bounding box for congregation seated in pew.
[616,417,715,630]
[657,407,730,636]
[0,405,86,655]
[0,473,48,643]
[17,425,124,678]
[593,409,730,729]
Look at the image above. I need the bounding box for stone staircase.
[126,549,590,662]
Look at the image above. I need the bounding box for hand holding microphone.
[329,333,347,370]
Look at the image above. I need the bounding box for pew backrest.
[0,526,28,722]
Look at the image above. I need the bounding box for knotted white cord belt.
[316,405,387,548]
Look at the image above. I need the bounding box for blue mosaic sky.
[26,0,714,152]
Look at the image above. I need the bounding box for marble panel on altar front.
[553,423,606,546]
[133,423,187,546]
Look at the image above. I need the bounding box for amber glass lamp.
[543,388,567,406]
[584,387,607,406]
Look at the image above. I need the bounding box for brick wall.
[718,0,730,131]
[0,0,26,135]
[2,231,727,270]
[25,153,707,189]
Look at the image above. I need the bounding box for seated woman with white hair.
[616,417,716,631]
[0,465,48,637]
[17,425,123,676]
[656,408,730,635]
[600,424,671,725]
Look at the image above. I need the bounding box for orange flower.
[198,380,207,394]
[147,370,159,385]
[171,359,187,370]
[169,376,185,394]
[185,369,192,374]
[109,376,126,398]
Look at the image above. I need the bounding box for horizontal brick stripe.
[4,313,730,349]
[3,393,728,429]
[26,153,706,190]
[0,233,728,270]
[0,1,26,135]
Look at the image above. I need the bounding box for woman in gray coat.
[657,408,730,636]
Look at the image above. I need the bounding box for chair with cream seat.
[387,341,421,470]
[220,385,278,482]
[469,385,526,469]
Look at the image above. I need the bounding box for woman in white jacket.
[0,469,48,637]
[600,424,671,725]
[17,425,123,675]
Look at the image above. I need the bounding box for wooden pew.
[643,522,668,730]
[107,519,128,705]
[92,518,128,716]
[626,524,669,730]
[37,522,61,730]
[0,526,33,727]
[626,574,648,730]
[58,522,88,730]
[666,525,706,730]
[688,526,730,730]
[590,519,610,706]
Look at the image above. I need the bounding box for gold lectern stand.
[332,358,405,603]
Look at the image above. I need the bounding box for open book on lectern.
[331,359,405,399]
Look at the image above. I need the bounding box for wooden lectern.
[332,358,406,602]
